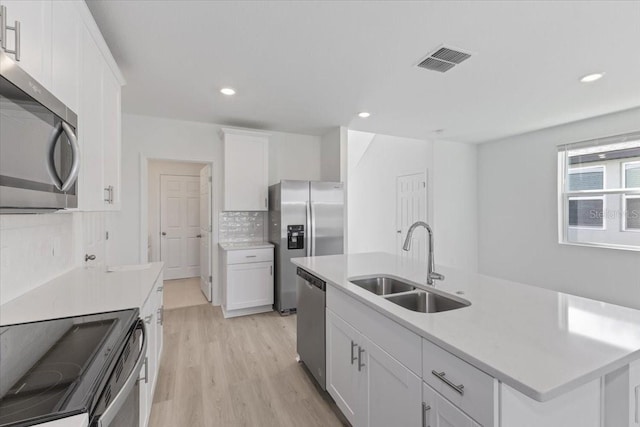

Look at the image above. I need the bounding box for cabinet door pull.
[357,346,365,371]
[422,402,431,427]
[0,6,20,61]
[138,356,148,384]
[350,340,358,365]
[431,370,464,395]
[635,385,640,424]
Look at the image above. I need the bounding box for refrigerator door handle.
[310,202,317,257]
[306,201,312,257]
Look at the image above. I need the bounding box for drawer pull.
[431,370,464,395]
[245,255,257,258]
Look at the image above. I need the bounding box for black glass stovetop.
[0,309,137,427]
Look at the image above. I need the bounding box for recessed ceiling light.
[358,112,371,118]
[580,73,604,83]
[220,87,236,96]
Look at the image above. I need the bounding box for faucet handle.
[430,272,445,282]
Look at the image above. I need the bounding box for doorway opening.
[147,159,212,307]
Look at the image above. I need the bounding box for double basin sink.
[349,276,470,313]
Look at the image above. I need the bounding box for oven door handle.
[46,121,80,193]
[98,320,147,427]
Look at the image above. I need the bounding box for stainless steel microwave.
[0,50,79,213]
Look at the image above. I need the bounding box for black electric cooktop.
[0,309,138,427]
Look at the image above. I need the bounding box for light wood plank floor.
[163,277,209,310]
[148,304,346,427]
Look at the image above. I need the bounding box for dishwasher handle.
[296,268,325,291]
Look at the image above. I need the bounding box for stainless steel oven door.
[94,320,147,427]
[0,50,79,212]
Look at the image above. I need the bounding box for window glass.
[568,199,604,228]
[568,170,603,191]
[626,198,640,230]
[625,163,640,188]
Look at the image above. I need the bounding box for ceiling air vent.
[417,45,472,73]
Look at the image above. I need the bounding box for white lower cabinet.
[327,309,360,425]
[326,309,421,427]
[221,247,274,318]
[423,382,480,427]
[362,335,422,427]
[139,273,164,427]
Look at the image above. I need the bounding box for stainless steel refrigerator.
[268,180,344,314]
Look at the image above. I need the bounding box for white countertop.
[292,252,640,402]
[219,241,274,251]
[0,263,164,325]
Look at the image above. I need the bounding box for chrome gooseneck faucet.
[402,221,445,286]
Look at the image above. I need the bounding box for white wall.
[477,107,640,309]
[114,113,323,304]
[0,213,79,304]
[347,131,435,256]
[147,160,207,262]
[346,131,479,273]
[433,140,479,272]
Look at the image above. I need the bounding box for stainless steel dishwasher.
[296,267,326,390]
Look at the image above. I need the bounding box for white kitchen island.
[292,252,640,427]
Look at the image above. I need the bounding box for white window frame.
[622,161,640,232]
[558,131,640,251]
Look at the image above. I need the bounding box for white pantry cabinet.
[326,309,422,427]
[0,0,52,87]
[221,247,274,318]
[220,128,269,211]
[139,273,164,427]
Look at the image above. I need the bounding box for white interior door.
[160,175,201,280]
[396,172,428,261]
[199,166,212,302]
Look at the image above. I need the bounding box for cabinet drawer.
[226,248,273,264]
[423,339,496,427]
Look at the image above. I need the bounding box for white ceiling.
[87,1,640,143]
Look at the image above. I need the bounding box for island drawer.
[327,286,422,376]
[422,338,497,427]
[226,248,273,264]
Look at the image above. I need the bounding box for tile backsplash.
[219,212,267,243]
[0,213,79,304]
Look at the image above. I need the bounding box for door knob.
[85,254,96,262]
[197,234,202,238]
[161,232,166,236]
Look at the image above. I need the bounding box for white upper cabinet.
[78,25,104,211]
[51,0,80,113]
[221,128,269,211]
[1,0,124,212]
[101,59,121,210]
[0,0,52,87]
